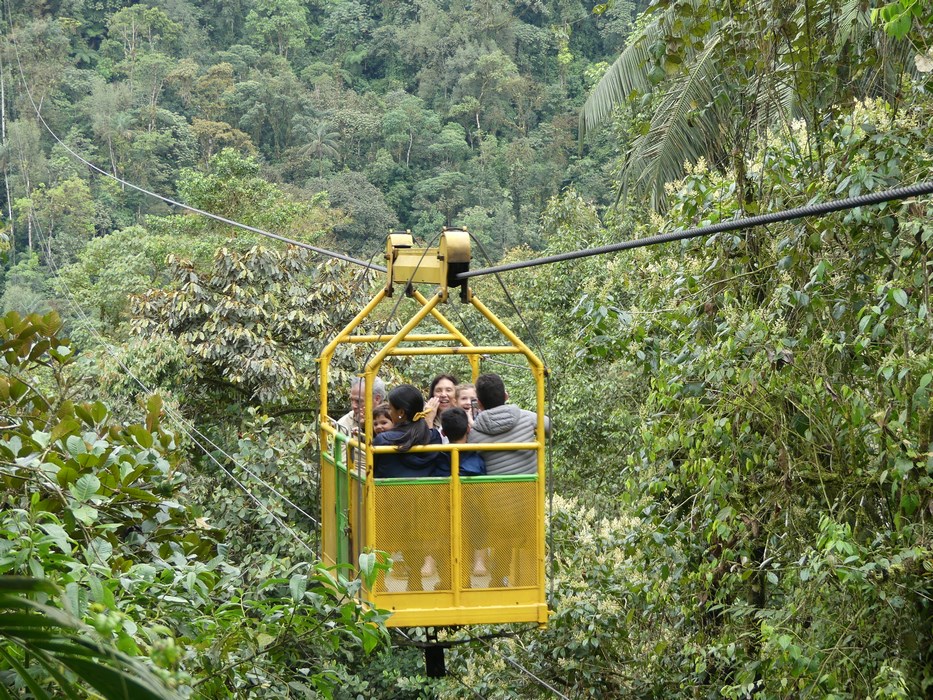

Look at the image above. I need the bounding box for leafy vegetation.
[0,311,389,697]
[1,0,931,697]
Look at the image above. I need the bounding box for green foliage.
[1,253,53,317]
[314,171,399,254]
[872,0,931,42]
[245,0,312,58]
[133,245,365,406]
[0,576,178,700]
[175,149,337,240]
[14,177,95,268]
[55,226,175,334]
[538,97,933,697]
[0,310,390,697]
[8,1,933,697]
[581,0,917,209]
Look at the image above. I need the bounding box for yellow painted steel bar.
[411,289,481,379]
[365,292,443,371]
[318,288,387,421]
[450,449,461,608]
[470,294,548,619]
[344,333,460,343]
[469,295,543,370]
[361,293,444,573]
[318,289,387,594]
[385,346,522,356]
[370,442,539,453]
[384,603,549,628]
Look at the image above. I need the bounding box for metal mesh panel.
[347,471,364,570]
[462,479,538,588]
[374,481,452,592]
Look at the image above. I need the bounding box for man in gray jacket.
[468,373,547,475]
[467,372,548,586]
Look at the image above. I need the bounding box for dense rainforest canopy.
[0,0,931,698]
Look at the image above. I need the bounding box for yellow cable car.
[318,229,549,629]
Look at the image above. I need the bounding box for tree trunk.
[0,49,13,264]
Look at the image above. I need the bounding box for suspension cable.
[478,638,571,700]
[459,179,933,279]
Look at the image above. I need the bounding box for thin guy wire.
[460,179,933,278]
[466,232,556,605]
[19,185,319,553]
[449,671,488,700]
[394,628,563,700]
[478,638,571,700]
[2,16,385,274]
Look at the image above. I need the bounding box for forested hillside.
[1,0,932,698]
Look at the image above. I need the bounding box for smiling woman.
[429,373,459,428]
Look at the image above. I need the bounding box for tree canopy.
[0,0,930,696]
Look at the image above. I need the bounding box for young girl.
[372,402,394,435]
[455,383,477,425]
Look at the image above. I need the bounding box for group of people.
[336,372,542,479]
[334,371,546,585]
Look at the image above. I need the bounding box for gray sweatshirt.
[468,404,549,475]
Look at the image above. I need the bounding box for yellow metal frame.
[318,230,549,628]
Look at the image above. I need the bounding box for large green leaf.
[0,577,178,700]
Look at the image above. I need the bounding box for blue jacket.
[433,450,486,477]
[373,428,446,478]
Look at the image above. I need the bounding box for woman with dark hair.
[373,384,447,590]
[428,373,458,431]
[373,385,446,478]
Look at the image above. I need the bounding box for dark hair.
[429,373,459,398]
[475,373,506,409]
[373,402,392,422]
[440,406,469,442]
[386,385,431,451]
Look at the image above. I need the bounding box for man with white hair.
[337,376,387,435]
[335,377,387,471]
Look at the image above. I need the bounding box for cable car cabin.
[317,229,549,628]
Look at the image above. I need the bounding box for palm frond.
[579,0,707,142]
[832,0,872,50]
[579,30,656,142]
[753,70,798,141]
[621,34,727,210]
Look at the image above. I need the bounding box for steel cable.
[460,179,933,278]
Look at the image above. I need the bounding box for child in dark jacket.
[435,407,486,476]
